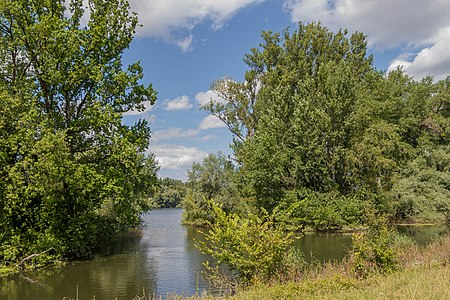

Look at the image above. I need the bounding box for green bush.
[351,219,398,277]
[196,202,293,284]
[273,189,368,232]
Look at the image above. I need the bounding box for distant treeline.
[150,178,186,208]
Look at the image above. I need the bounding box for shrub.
[351,218,398,277]
[196,202,293,285]
[274,189,368,232]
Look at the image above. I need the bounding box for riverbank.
[199,264,449,300]
[1,211,447,299]
[175,234,449,300]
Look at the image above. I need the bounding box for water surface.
[0,209,447,299]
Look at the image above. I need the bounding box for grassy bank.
[211,265,448,300]
[175,234,449,300]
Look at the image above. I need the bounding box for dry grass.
[397,234,449,269]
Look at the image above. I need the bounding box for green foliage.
[389,76,450,223]
[351,219,398,277]
[204,23,376,208]
[151,178,186,208]
[391,144,450,223]
[271,190,368,231]
[196,203,293,284]
[182,153,244,226]
[0,0,158,266]
[202,22,450,228]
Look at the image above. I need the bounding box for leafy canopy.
[199,22,449,227]
[0,0,158,265]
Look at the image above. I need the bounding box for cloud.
[129,0,265,51]
[151,144,207,170]
[122,100,154,116]
[388,27,450,81]
[147,114,157,123]
[164,95,193,111]
[195,90,226,106]
[283,0,450,48]
[283,0,450,79]
[152,128,200,142]
[152,117,225,142]
[197,134,219,142]
[199,115,226,130]
[150,144,208,180]
[175,35,194,52]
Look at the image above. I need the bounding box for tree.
[201,23,448,228]
[0,0,158,265]
[151,178,186,208]
[390,75,450,223]
[182,153,243,226]
[203,22,376,212]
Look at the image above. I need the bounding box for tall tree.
[0,0,158,264]
[203,22,376,211]
[182,153,241,226]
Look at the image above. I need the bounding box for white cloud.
[152,144,207,170]
[152,128,199,142]
[197,134,219,142]
[284,0,450,48]
[283,0,450,79]
[195,90,226,106]
[129,0,264,51]
[175,35,194,52]
[164,95,193,111]
[199,115,226,130]
[150,144,208,180]
[388,27,450,81]
[122,100,154,116]
[152,117,226,142]
[147,114,157,123]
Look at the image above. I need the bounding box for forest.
[183,23,449,232]
[1,0,449,285]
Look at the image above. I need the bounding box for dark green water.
[0,208,447,299]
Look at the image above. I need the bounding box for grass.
[174,234,450,300]
[221,264,449,300]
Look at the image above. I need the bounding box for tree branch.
[17,248,54,267]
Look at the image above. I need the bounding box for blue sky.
[121,0,450,180]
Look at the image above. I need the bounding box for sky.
[120,0,450,181]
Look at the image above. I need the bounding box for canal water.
[0,208,447,299]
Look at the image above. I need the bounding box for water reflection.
[397,224,449,245]
[293,233,352,263]
[1,249,156,300]
[140,208,209,297]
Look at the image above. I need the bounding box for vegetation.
[0,1,448,298]
[194,204,409,286]
[0,0,157,269]
[185,22,450,230]
[182,153,245,226]
[180,21,449,297]
[196,203,296,285]
[178,233,450,300]
[350,220,399,277]
[151,178,186,208]
[125,234,449,300]
[200,266,449,300]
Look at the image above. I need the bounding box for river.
[0,208,447,299]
